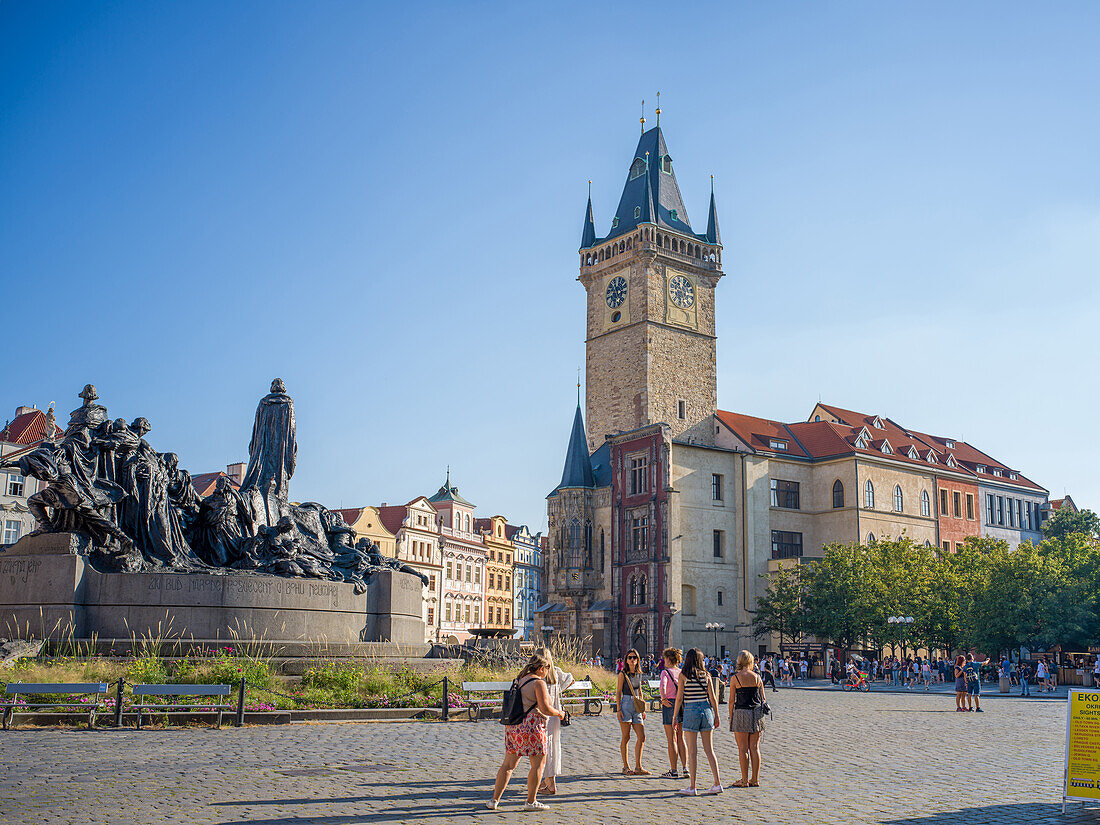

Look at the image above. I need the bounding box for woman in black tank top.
[727,650,766,787]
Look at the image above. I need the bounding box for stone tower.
[578,125,724,451]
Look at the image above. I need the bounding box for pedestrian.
[659,647,687,780]
[892,657,901,688]
[729,650,767,788]
[762,655,778,692]
[1093,657,1100,689]
[799,656,808,681]
[488,650,567,811]
[953,654,968,711]
[964,653,989,712]
[1035,659,1048,692]
[921,658,932,690]
[674,648,722,796]
[616,648,649,775]
[780,656,791,687]
[537,647,571,797]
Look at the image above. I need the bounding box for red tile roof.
[714,411,810,457]
[1,408,61,445]
[376,505,410,536]
[334,507,363,526]
[191,471,240,498]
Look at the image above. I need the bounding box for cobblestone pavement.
[0,689,1096,825]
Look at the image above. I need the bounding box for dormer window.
[926,451,937,464]
[881,440,892,455]
[907,446,919,459]
[946,455,957,468]
[992,468,1002,477]
[945,439,956,449]
[976,465,986,474]
[661,155,672,174]
[855,436,869,450]
[629,158,646,180]
[634,206,641,219]
[872,416,885,429]
[1009,472,1018,480]
[669,209,678,222]
[769,439,788,451]
[612,217,620,228]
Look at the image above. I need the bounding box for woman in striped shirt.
[673,648,722,796]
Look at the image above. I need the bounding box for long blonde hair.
[736,650,755,671]
[534,647,557,685]
[517,649,552,681]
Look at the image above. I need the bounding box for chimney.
[381,502,388,507]
[226,462,246,485]
[14,406,35,417]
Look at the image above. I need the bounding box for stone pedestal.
[999,676,1011,693]
[0,534,426,645]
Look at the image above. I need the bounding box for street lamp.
[705,622,725,660]
[887,616,914,657]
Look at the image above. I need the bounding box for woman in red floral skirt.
[488,650,567,811]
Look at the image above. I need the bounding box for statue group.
[3,380,426,593]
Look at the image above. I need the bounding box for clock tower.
[578,124,724,451]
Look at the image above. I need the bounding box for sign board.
[1088,646,1100,655]
[1064,689,1100,812]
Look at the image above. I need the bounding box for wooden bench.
[565,680,602,716]
[1,683,109,729]
[462,681,512,722]
[132,684,237,729]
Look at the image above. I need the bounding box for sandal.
[634,768,652,776]
[731,780,749,787]
[621,768,635,775]
[748,782,760,787]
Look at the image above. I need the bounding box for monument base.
[0,533,425,644]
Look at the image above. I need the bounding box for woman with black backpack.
[488,650,567,811]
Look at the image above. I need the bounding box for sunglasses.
[626,655,639,660]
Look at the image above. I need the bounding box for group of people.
[489,647,769,810]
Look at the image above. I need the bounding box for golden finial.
[655,91,661,126]
[710,174,714,193]
[640,98,646,133]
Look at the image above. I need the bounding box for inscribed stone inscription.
[145,577,342,608]
[1,559,43,587]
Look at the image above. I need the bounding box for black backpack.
[500,676,534,726]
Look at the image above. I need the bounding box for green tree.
[801,542,881,651]
[752,562,804,645]
[1042,507,1100,542]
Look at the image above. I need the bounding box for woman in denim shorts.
[673,648,722,796]
[616,649,649,775]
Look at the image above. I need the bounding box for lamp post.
[705,621,725,660]
[887,616,914,658]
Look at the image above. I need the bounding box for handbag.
[560,710,571,727]
[500,676,534,726]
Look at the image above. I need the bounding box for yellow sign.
[1065,689,1100,810]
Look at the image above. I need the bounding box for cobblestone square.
[0,688,1096,825]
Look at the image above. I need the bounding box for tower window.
[634,206,641,219]
[611,311,621,323]
[629,158,646,180]
[670,209,678,221]
[612,217,619,228]
[677,400,686,420]
[662,156,672,173]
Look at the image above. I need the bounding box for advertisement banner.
[1064,689,1100,812]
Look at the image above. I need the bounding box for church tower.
[578,123,723,451]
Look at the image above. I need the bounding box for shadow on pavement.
[883,802,1100,824]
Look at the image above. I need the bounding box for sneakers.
[523,801,549,811]
[486,799,499,810]
[660,770,679,779]
[703,784,723,795]
[678,787,697,796]
[975,707,984,712]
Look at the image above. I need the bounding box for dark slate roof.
[599,126,694,244]
[589,441,612,489]
[557,404,595,490]
[705,187,720,245]
[580,194,597,250]
[427,471,475,507]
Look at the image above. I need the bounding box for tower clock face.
[605,276,627,309]
[668,274,695,308]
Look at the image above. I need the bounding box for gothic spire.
[606,125,692,242]
[580,180,597,250]
[705,176,721,245]
[557,403,595,490]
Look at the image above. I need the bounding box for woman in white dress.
[537,647,573,795]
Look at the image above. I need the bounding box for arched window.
[920,490,931,517]
[894,485,904,512]
[628,575,637,605]
[832,479,844,509]
[682,584,697,615]
[629,158,646,180]
[583,520,593,569]
[637,575,647,604]
[465,514,471,532]
[868,533,876,543]
[569,518,581,567]
[865,480,875,509]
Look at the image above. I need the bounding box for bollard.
[236,678,246,727]
[441,677,449,722]
[114,678,125,728]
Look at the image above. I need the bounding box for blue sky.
[2,2,1098,529]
